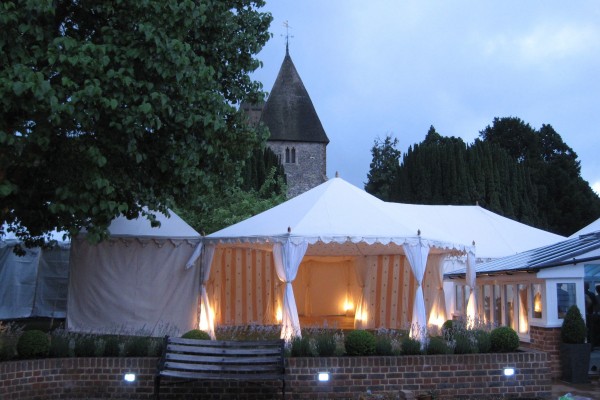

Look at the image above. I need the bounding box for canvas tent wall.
[201,177,474,340]
[66,210,201,337]
[0,229,70,319]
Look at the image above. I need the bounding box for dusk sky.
[251,1,600,195]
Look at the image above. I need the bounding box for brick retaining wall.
[525,326,561,379]
[0,350,551,399]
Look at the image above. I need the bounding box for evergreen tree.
[366,118,600,235]
[365,135,401,201]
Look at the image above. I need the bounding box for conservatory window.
[518,284,529,335]
[482,285,491,323]
[557,283,576,319]
[456,285,465,313]
[532,283,542,319]
[505,285,515,330]
[493,284,501,324]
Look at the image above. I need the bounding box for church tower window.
[291,147,296,164]
[285,147,290,163]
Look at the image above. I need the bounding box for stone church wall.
[268,140,327,198]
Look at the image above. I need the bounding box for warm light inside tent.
[343,299,354,313]
[276,307,283,322]
[199,303,214,331]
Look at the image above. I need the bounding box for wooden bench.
[154,336,286,399]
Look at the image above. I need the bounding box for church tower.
[244,47,329,198]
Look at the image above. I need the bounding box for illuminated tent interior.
[201,177,474,340]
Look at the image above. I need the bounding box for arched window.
[285,147,290,163]
[291,147,296,163]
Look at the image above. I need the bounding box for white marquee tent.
[200,177,475,341]
[0,228,70,319]
[66,210,202,336]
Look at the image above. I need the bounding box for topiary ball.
[344,330,376,356]
[561,305,586,344]
[17,330,50,359]
[490,326,520,353]
[181,329,211,340]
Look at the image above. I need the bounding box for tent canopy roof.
[207,177,473,256]
[106,209,200,239]
[385,203,564,260]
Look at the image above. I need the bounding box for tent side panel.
[365,255,416,330]
[0,247,40,319]
[211,248,277,326]
[32,247,70,318]
[67,238,200,336]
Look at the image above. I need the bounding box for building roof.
[447,231,600,277]
[260,49,329,144]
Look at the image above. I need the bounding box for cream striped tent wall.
[209,247,278,326]
[207,249,444,330]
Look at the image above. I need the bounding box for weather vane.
[281,20,294,54]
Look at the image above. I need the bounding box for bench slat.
[164,361,282,373]
[166,343,281,356]
[166,353,282,364]
[168,338,282,347]
[160,369,284,381]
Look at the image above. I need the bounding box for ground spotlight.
[503,367,515,377]
[124,373,136,382]
[317,371,330,382]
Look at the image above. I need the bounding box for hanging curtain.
[353,256,369,329]
[199,243,216,339]
[273,239,308,341]
[465,249,477,326]
[403,241,430,345]
[427,254,447,329]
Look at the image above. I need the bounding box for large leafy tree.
[0,0,272,247]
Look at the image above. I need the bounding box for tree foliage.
[0,0,272,248]
[365,135,401,201]
[176,146,287,235]
[365,118,600,236]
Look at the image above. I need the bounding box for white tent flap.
[403,241,429,345]
[273,239,308,340]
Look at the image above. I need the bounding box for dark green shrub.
[74,335,97,357]
[561,305,586,344]
[490,326,519,353]
[123,336,150,357]
[148,337,164,357]
[0,336,17,361]
[315,334,336,357]
[375,335,393,355]
[48,332,70,358]
[400,336,422,355]
[17,330,49,359]
[453,333,475,354]
[290,336,312,357]
[103,336,121,357]
[426,336,449,355]
[344,330,376,356]
[181,329,211,340]
[474,330,491,353]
